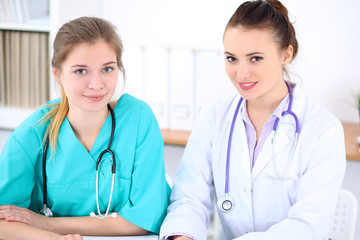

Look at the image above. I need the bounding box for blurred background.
[1,0,360,239]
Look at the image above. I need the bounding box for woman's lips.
[238,82,257,91]
[85,94,105,102]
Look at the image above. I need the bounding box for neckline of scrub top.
[62,99,121,158]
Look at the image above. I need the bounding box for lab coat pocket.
[264,136,298,182]
[254,170,298,224]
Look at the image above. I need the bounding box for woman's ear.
[282,45,294,65]
[52,68,61,84]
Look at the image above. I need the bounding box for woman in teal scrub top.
[0,17,170,240]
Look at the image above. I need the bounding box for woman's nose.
[88,73,104,90]
[237,62,251,81]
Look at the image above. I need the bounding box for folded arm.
[0,205,147,239]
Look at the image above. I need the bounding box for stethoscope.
[217,81,300,212]
[39,103,118,219]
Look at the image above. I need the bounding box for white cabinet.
[0,0,102,129]
[0,0,50,32]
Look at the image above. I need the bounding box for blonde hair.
[40,16,124,155]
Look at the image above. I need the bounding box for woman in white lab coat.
[160,0,346,239]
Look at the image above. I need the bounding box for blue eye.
[226,56,237,62]
[251,56,263,62]
[75,69,86,74]
[103,67,113,73]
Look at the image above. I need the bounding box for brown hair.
[40,16,124,155]
[225,0,298,60]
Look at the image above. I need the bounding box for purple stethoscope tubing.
[223,81,299,198]
[225,98,243,194]
[273,81,300,135]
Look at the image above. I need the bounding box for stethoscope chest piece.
[217,194,234,212]
[39,204,53,217]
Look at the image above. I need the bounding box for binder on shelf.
[30,32,40,107]
[0,0,47,24]
[143,46,169,129]
[194,50,220,118]
[20,31,29,107]
[195,50,236,118]
[4,31,10,105]
[1,29,49,109]
[12,31,21,107]
[122,45,144,100]
[169,48,194,131]
[216,51,236,100]
[39,32,48,104]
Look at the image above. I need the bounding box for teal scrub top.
[0,94,171,234]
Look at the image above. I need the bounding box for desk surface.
[161,129,190,146]
[342,122,360,161]
[162,122,360,161]
[83,235,158,240]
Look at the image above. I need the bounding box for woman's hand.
[0,205,53,231]
[58,234,83,240]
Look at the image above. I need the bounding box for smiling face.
[53,40,119,115]
[223,26,293,104]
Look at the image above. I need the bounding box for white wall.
[3,0,359,127]
[101,0,360,124]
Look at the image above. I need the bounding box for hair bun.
[266,0,289,19]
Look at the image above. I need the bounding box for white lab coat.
[160,86,346,240]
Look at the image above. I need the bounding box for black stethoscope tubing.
[40,103,116,217]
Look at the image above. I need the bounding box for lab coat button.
[242,187,246,192]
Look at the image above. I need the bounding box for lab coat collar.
[231,85,305,181]
[226,94,243,124]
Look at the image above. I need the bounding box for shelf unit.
[0,0,102,130]
[0,21,49,32]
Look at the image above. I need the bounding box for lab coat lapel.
[251,122,291,181]
[226,97,252,182]
[231,118,252,182]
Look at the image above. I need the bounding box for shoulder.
[189,94,239,143]
[113,93,160,135]
[114,94,153,116]
[197,94,239,125]
[4,98,60,163]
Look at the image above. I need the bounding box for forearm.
[48,214,148,236]
[0,219,61,240]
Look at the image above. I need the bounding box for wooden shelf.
[161,129,190,146]
[0,21,50,33]
[342,122,360,161]
[161,123,360,162]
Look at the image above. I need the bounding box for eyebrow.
[245,51,265,56]
[224,51,235,56]
[70,61,117,68]
[71,64,87,68]
[224,51,265,56]
[102,61,117,66]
